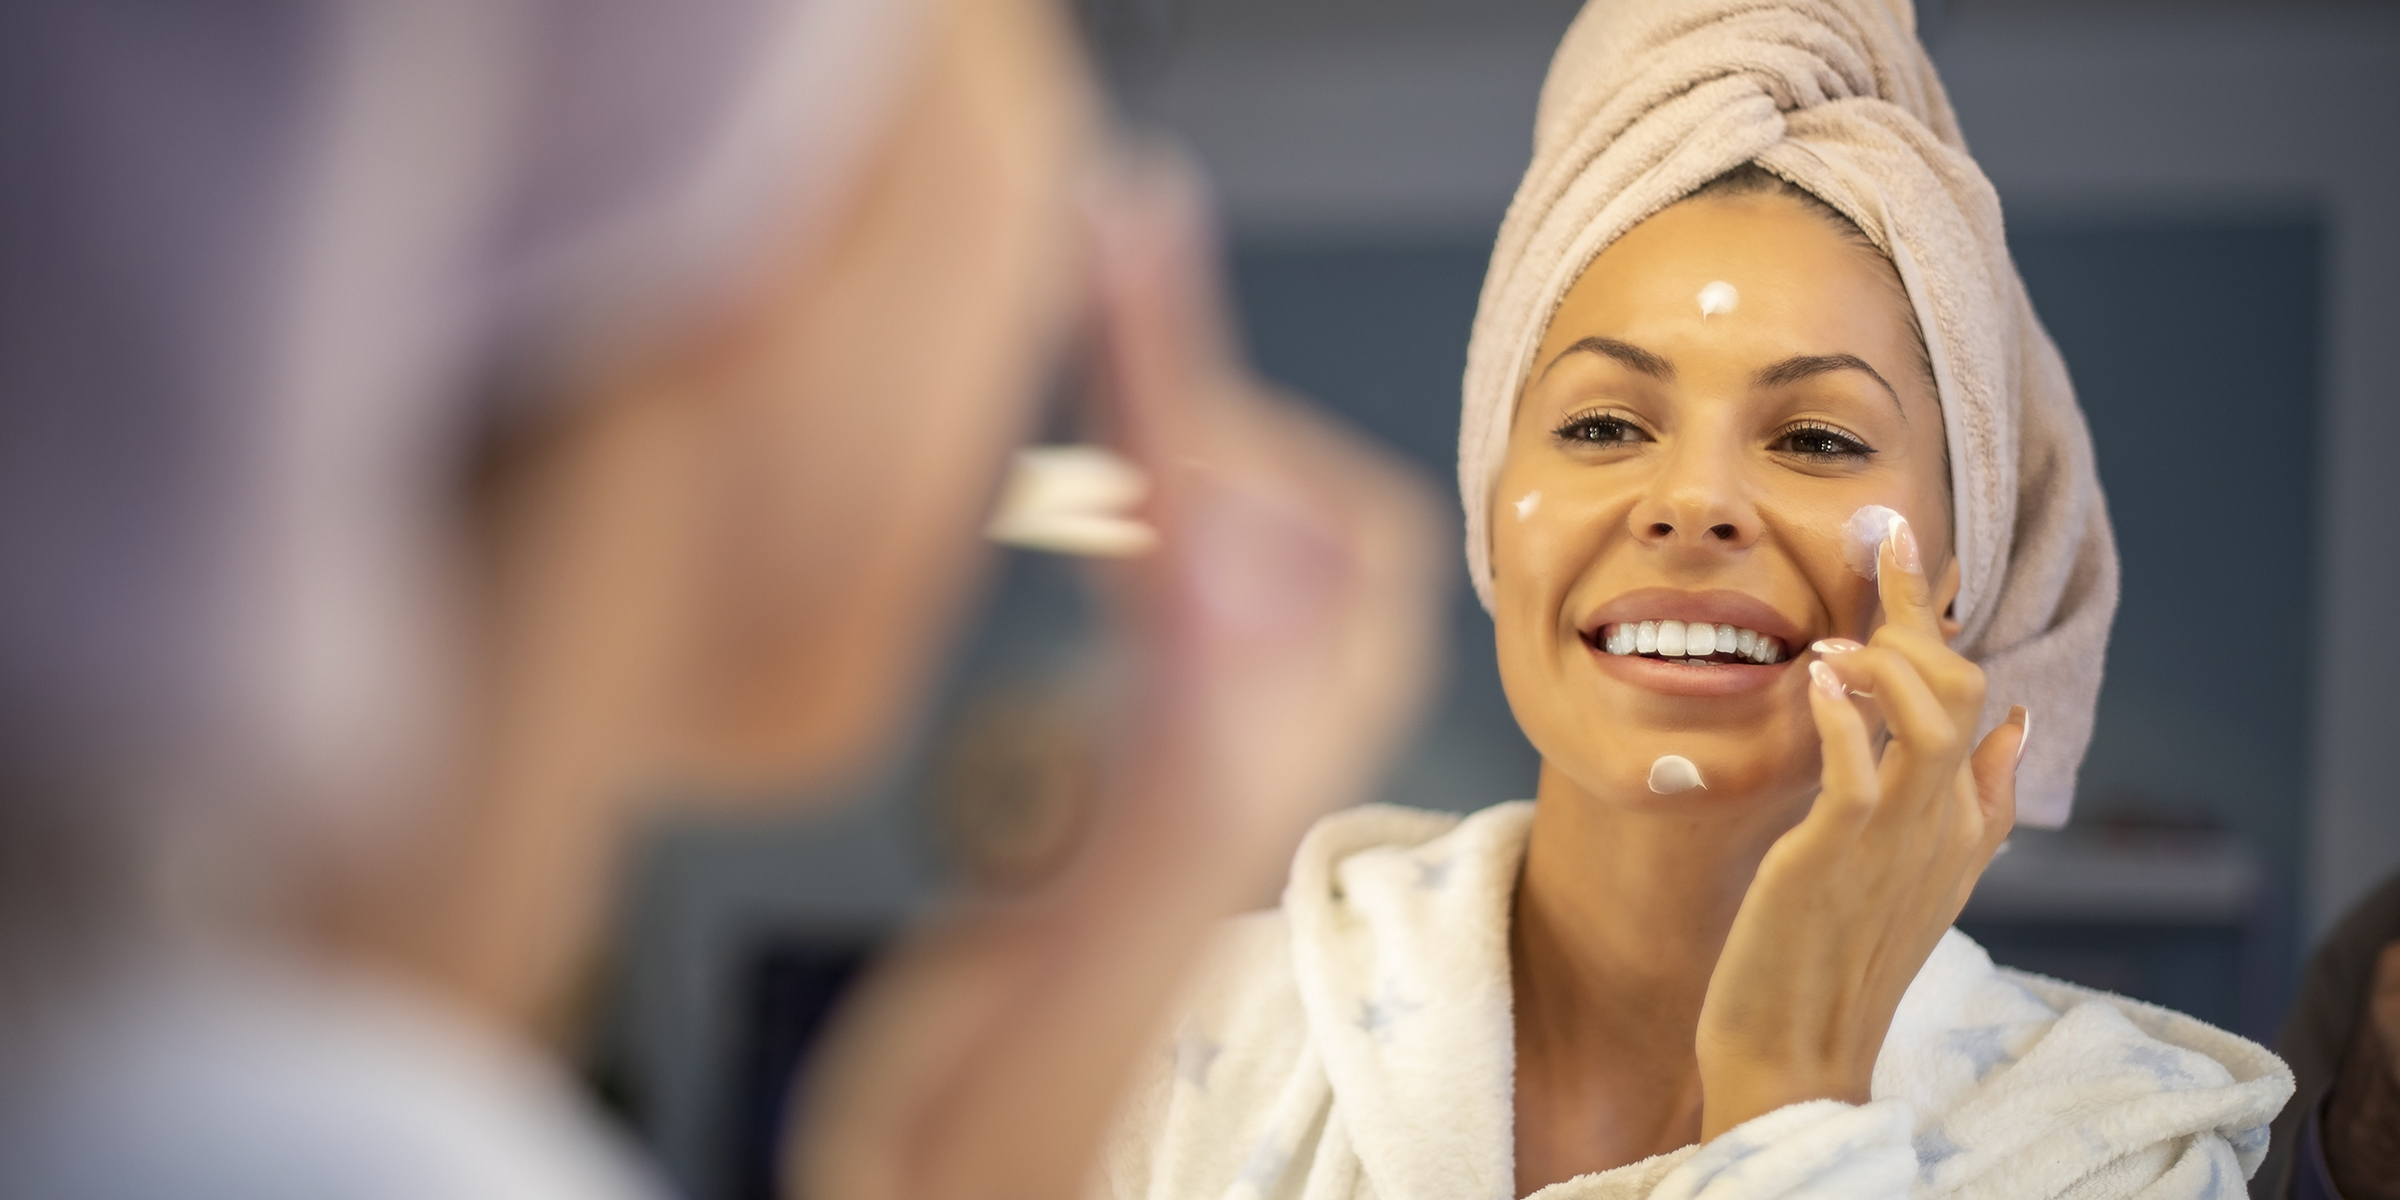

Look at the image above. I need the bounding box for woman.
[1103,2,2292,1197]
[0,0,1441,1197]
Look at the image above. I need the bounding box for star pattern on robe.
[2123,1043,2198,1090]
[1354,982,1422,1042]
[1237,1134,1292,1195]
[1412,855,1455,891]
[1174,1027,1223,1090]
[1942,1024,2019,1080]
[1914,1125,1966,1179]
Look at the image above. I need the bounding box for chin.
[1549,728,1822,814]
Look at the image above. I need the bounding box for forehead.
[1534,193,1923,386]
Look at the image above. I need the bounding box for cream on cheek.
[1842,504,1903,580]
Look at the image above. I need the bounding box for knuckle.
[1923,712,1962,757]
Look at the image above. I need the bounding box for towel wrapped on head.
[1457,0,2118,826]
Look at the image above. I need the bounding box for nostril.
[1650,522,1674,537]
[1709,523,1736,541]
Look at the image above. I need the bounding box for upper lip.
[1579,588,1808,649]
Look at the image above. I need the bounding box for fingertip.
[1809,659,1845,701]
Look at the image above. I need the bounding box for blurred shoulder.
[1,959,664,1200]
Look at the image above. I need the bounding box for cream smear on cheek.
[1514,491,1541,520]
[1843,504,1903,580]
[1647,754,1705,794]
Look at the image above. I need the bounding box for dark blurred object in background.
[2254,873,2400,1199]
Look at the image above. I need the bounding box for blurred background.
[583,2,2400,1196]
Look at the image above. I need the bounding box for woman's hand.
[1693,516,2027,1139]
[788,149,1446,1200]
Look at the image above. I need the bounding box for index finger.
[1877,513,1943,638]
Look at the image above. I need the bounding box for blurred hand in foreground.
[788,153,1448,1200]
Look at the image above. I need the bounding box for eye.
[1553,409,1651,447]
[1770,421,1876,461]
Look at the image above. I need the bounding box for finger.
[1876,514,1943,638]
[1804,658,1880,832]
[1862,623,1987,729]
[1813,645,1961,821]
[1943,706,2024,914]
[1966,705,2025,841]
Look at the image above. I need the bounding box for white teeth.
[1599,620,1785,663]
[1686,623,1716,656]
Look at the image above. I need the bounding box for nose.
[1628,434,1758,553]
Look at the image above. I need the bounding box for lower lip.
[1586,640,1790,696]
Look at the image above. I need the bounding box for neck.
[1509,761,1809,1188]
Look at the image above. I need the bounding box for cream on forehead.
[1647,754,1705,794]
[1843,505,1902,580]
[1697,280,1739,318]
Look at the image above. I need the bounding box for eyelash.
[1552,409,1650,447]
[1771,421,1877,461]
[1551,411,1878,463]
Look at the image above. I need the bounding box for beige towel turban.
[1457,0,2118,826]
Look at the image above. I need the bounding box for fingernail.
[1809,659,1844,699]
[2012,705,2032,767]
[1810,638,1864,655]
[1888,516,1921,575]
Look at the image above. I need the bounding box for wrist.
[1699,1068,1874,1141]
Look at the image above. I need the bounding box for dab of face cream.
[1647,754,1705,794]
[1513,491,1541,521]
[1843,504,1903,580]
[1697,280,1739,318]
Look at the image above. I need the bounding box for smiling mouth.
[1587,619,1788,665]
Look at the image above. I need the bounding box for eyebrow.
[1538,336,1674,382]
[1755,353,1903,414]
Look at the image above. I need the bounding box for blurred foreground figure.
[0,1,1443,1197]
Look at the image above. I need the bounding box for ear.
[1933,556,1964,642]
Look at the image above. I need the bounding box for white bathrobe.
[1102,803,2292,1200]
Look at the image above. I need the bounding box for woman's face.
[1490,191,1960,814]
